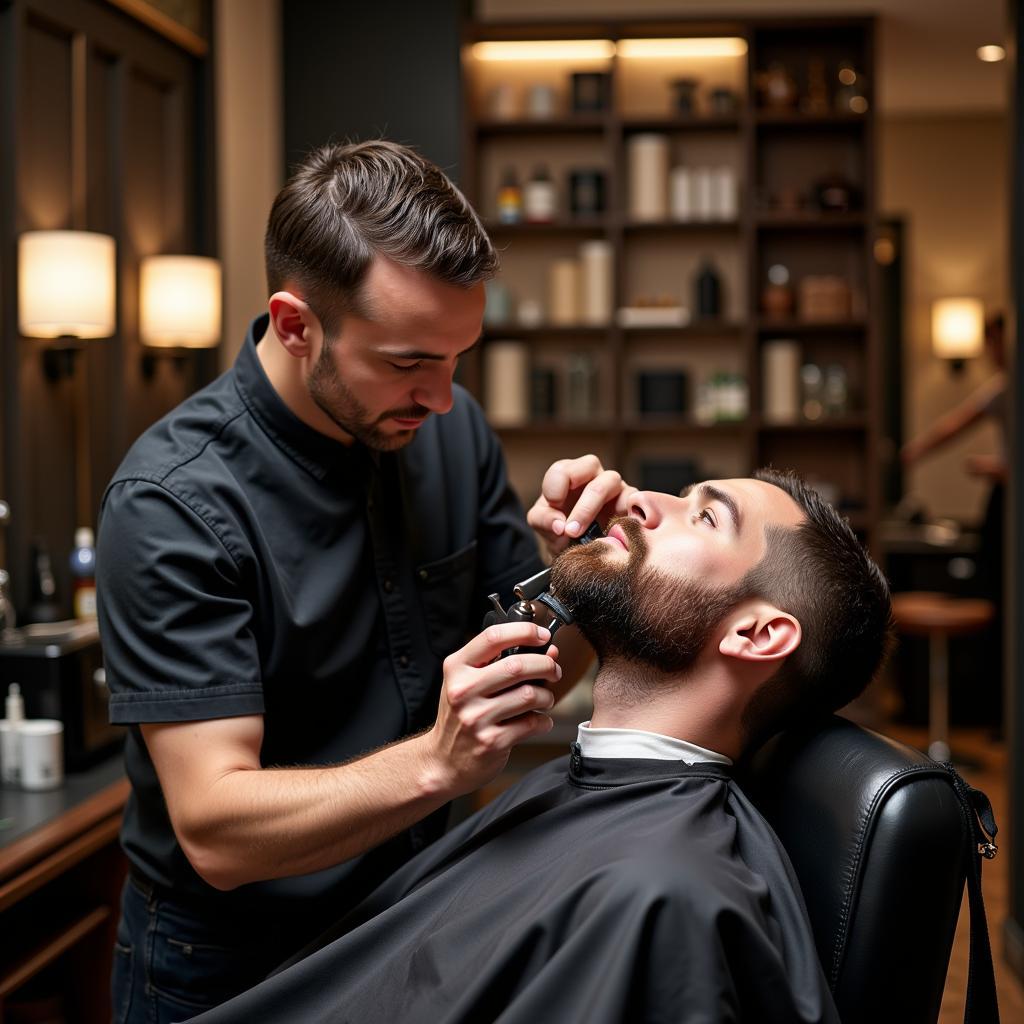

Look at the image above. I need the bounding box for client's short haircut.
[265,139,497,338]
[739,468,894,745]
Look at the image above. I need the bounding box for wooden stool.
[891,592,995,762]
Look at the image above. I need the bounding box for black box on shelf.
[637,370,688,416]
[530,368,557,419]
[637,458,700,496]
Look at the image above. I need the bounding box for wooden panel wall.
[0,0,216,614]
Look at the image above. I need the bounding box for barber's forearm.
[181,732,450,891]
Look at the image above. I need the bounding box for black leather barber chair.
[748,715,999,1024]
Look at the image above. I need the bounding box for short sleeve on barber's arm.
[98,480,264,724]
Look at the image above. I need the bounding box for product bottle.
[523,165,556,223]
[695,260,722,319]
[1,682,24,785]
[27,538,61,624]
[497,167,523,224]
[70,527,97,619]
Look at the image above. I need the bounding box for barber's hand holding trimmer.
[424,623,561,795]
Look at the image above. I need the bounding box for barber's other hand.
[425,623,560,797]
[528,454,637,558]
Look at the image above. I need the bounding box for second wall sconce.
[932,297,984,374]
[139,255,222,378]
[18,229,117,380]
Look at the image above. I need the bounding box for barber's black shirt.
[97,314,542,935]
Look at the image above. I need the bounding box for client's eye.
[695,508,716,528]
[388,361,423,373]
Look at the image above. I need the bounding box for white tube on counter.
[549,258,581,325]
[627,134,669,221]
[762,340,802,423]
[579,240,613,325]
[484,341,530,427]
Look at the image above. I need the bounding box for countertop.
[0,755,128,885]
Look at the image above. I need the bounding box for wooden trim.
[0,777,129,887]
[0,813,124,912]
[0,905,110,999]
[105,0,207,57]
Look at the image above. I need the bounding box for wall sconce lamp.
[932,298,984,374]
[139,255,222,377]
[18,230,117,381]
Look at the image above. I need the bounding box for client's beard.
[549,518,741,677]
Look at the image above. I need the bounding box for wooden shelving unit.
[462,16,880,546]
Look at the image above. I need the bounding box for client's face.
[550,518,738,673]
[549,479,804,674]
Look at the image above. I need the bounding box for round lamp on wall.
[139,255,222,349]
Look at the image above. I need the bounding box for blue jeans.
[111,873,298,1024]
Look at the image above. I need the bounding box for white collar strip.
[576,721,733,765]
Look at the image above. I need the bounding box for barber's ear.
[719,601,801,664]
[268,291,322,359]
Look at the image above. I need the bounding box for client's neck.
[588,657,744,762]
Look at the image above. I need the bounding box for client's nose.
[628,491,662,528]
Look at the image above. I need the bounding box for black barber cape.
[187,752,839,1024]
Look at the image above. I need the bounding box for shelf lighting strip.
[471,37,747,62]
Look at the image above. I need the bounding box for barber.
[98,140,634,1024]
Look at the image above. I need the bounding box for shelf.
[484,219,608,235]
[496,422,615,436]
[624,419,747,434]
[756,318,867,335]
[482,325,609,339]
[756,416,867,432]
[621,116,741,133]
[754,110,867,129]
[622,219,740,234]
[624,321,745,338]
[755,211,865,230]
[476,117,608,135]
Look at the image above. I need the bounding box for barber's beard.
[549,518,741,677]
[307,343,430,452]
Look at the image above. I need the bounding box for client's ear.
[268,290,322,359]
[718,601,801,664]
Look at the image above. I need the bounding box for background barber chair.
[748,715,998,1024]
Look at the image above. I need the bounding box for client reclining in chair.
[189,468,893,1024]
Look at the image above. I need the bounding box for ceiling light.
[471,40,614,62]
[977,44,1006,62]
[617,37,748,59]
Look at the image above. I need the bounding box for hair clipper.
[482,521,604,661]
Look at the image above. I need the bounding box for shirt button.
[398,654,410,669]
[383,579,394,593]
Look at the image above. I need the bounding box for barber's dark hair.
[739,468,894,746]
[265,139,497,337]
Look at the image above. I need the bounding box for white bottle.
[1,683,25,785]
[692,167,713,221]
[670,166,694,222]
[713,166,739,221]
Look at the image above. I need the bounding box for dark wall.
[282,0,467,182]
[0,0,216,616]
[1007,0,1024,988]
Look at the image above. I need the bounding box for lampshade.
[139,255,222,348]
[932,298,984,360]
[18,230,117,339]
